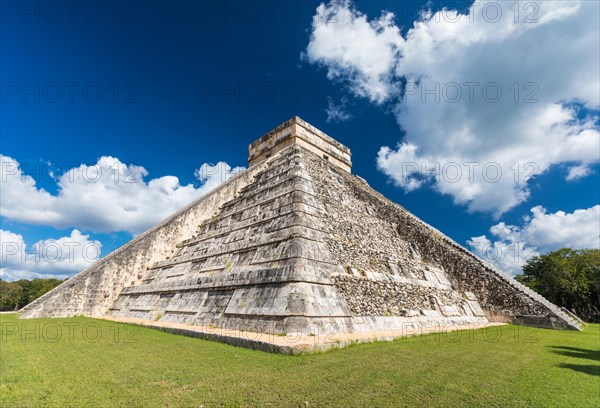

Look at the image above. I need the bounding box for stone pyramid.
[20,117,581,340]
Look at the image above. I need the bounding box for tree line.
[516,248,600,322]
[0,278,66,311]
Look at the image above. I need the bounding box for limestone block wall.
[391,213,550,316]
[248,116,352,172]
[333,275,485,318]
[302,149,579,330]
[19,162,268,318]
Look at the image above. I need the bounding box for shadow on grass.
[550,346,600,362]
[551,346,600,377]
[556,363,600,377]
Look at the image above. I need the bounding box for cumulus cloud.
[0,229,102,280]
[304,0,403,104]
[0,155,244,234]
[306,0,600,215]
[467,205,600,275]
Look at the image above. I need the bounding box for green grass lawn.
[1,314,598,407]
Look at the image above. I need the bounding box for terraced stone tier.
[106,148,354,334]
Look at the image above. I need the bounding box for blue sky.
[1,0,599,280]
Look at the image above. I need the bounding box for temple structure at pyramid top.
[20,117,582,353]
[249,116,352,172]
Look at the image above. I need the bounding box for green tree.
[516,248,600,322]
[14,279,33,309]
[0,279,23,311]
[24,278,65,305]
[0,278,66,310]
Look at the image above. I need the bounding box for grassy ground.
[0,314,598,407]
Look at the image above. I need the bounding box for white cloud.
[304,0,404,104]
[467,205,600,275]
[306,0,600,215]
[0,229,101,281]
[0,155,244,234]
[326,96,352,122]
[566,164,592,181]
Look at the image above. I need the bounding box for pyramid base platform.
[98,315,500,354]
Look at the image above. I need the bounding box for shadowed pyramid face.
[19,118,580,339]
